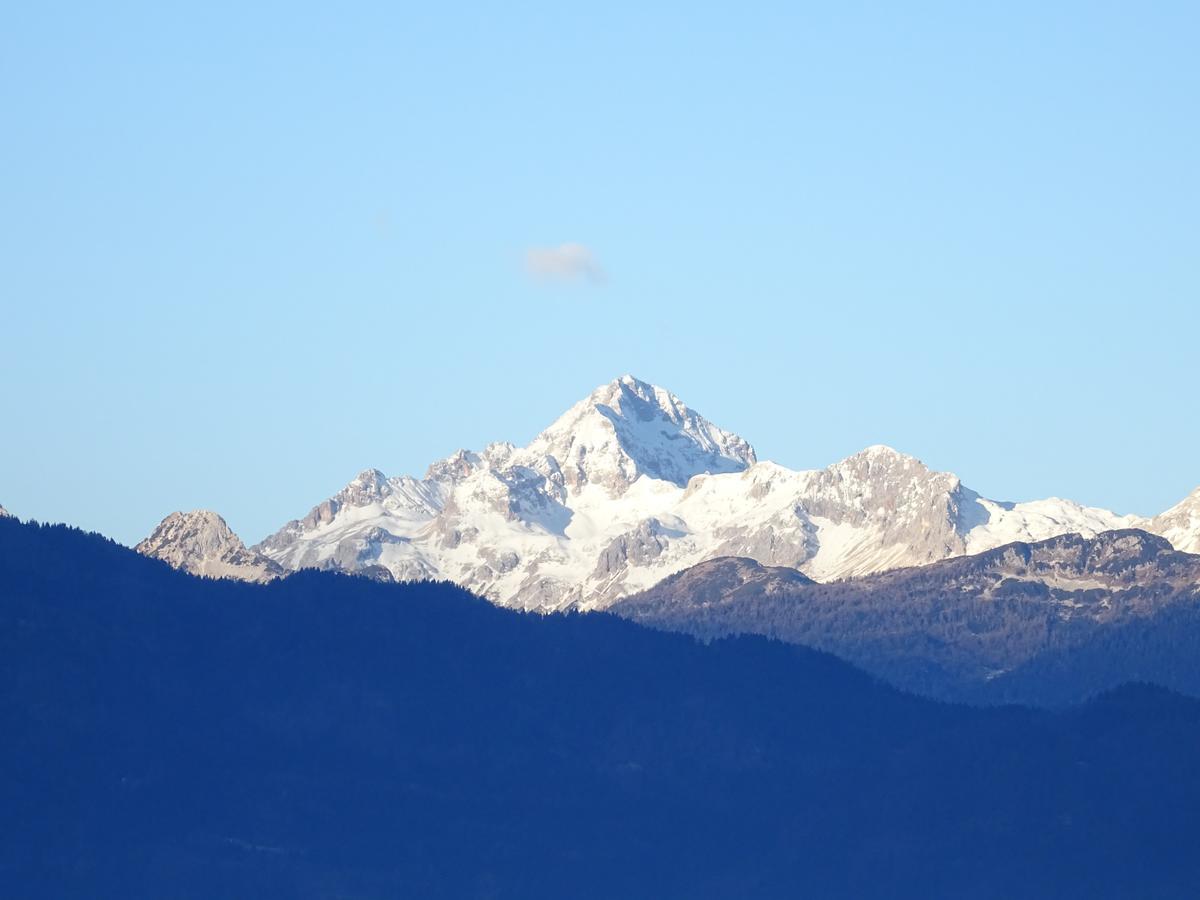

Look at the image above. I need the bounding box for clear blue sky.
[2,2,1197,545]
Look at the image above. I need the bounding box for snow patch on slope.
[1151,488,1200,554]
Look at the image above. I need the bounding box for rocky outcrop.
[136,510,284,583]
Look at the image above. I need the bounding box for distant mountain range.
[5,515,1200,898]
[131,375,1200,610]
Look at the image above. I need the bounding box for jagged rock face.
[615,530,1200,702]
[1151,488,1200,554]
[238,374,1194,609]
[136,511,283,583]
[593,519,675,578]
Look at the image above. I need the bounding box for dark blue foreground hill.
[3,517,1200,899]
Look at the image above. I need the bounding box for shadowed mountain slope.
[615,530,1200,705]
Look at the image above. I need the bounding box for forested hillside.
[4,517,1200,898]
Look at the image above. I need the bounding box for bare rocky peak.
[523,374,757,493]
[803,445,968,528]
[136,510,283,583]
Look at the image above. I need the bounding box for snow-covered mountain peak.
[0,504,10,519]
[525,375,756,494]
[1151,486,1200,554]
[136,510,282,583]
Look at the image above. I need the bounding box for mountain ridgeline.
[135,376,1200,610]
[616,529,1200,706]
[4,515,1200,898]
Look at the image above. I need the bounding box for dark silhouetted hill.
[3,517,1200,898]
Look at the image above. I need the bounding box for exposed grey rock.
[480,547,521,574]
[708,510,818,569]
[510,574,574,612]
[136,511,284,583]
[593,519,675,578]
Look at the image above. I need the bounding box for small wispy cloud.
[524,243,605,285]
